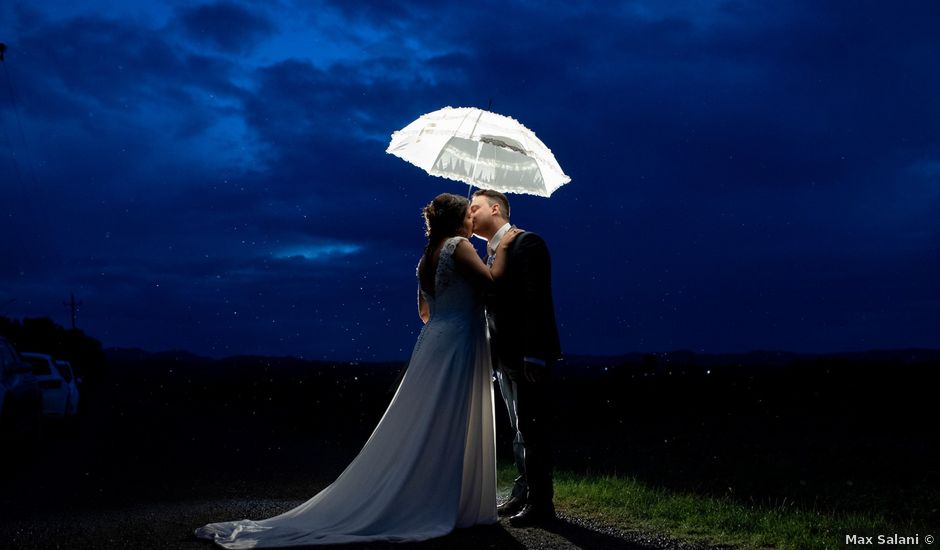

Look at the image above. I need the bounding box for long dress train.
[194,236,497,548]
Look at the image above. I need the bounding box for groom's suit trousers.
[495,358,554,506]
[495,367,527,498]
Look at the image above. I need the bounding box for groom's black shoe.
[508,502,556,527]
[497,495,526,517]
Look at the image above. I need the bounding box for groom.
[470,189,561,527]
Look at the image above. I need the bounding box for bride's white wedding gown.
[195,236,497,548]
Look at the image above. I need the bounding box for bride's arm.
[416,258,430,323]
[418,287,429,324]
[453,231,522,289]
[453,239,495,289]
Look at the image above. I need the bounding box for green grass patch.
[498,464,928,549]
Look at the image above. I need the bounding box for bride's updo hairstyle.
[420,193,469,295]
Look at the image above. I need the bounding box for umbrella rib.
[466,109,486,187]
[467,108,485,139]
[471,140,483,187]
[454,108,473,137]
[432,108,477,186]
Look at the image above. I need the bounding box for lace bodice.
[418,236,482,320]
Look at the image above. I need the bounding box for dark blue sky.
[2,1,938,360]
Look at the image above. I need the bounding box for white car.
[20,353,74,418]
[0,337,42,440]
[54,360,81,416]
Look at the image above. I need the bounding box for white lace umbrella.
[386,106,570,197]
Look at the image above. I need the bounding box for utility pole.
[64,293,83,330]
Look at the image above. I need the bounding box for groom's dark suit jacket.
[486,231,561,380]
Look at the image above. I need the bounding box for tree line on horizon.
[0,315,107,382]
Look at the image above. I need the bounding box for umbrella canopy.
[386,106,570,197]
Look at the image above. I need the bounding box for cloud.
[2,0,939,357]
[276,242,363,261]
[177,1,276,54]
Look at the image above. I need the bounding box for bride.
[195,193,520,548]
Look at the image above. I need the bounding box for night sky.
[1,1,938,361]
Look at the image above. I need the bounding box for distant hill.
[563,348,940,369]
[105,347,213,364]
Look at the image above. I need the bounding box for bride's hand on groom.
[499,228,524,250]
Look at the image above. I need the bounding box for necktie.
[486,252,495,267]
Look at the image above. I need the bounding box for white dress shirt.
[487,222,513,259]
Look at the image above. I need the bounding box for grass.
[498,464,930,549]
